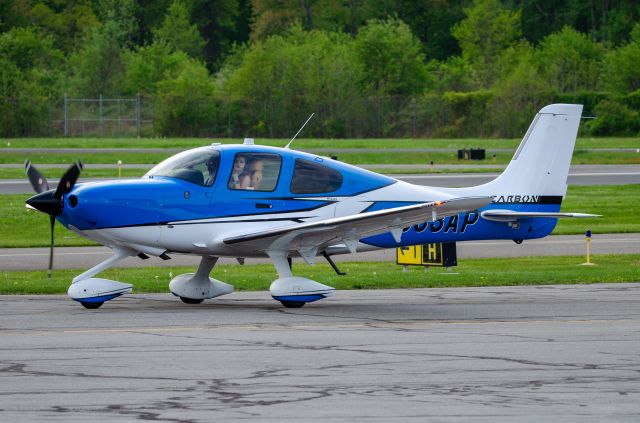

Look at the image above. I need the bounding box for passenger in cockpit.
[237,171,252,189]
[248,158,263,190]
[228,155,247,188]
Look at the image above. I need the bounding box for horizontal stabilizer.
[481,210,601,222]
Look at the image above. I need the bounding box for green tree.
[249,0,465,60]
[93,0,137,45]
[586,99,640,136]
[392,0,466,61]
[3,0,100,52]
[489,41,551,137]
[66,19,129,97]
[250,0,344,40]
[452,0,521,87]
[154,58,218,136]
[429,56,474,92]
[354,18,427,96]
[0,27,64,136]
[221,25,366,136]
[188,0,249,69]
[154,1,206,58]
[131,0,173,46]
[250,0,299,41]
[123,42,192,96]
[600,24,640,93]
[514,0,586,44]
[537,26,603,93]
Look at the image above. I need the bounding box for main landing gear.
[267,251,335,308]
[169,256,234,304]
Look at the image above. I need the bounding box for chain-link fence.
[2,92,569,138]
[36,94,443,138]
[48,94,154,137]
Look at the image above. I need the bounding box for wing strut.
[323,252,347,275]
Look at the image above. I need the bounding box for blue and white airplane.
[25,104,598,309]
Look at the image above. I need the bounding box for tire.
[180,297,204,304]
[280,300,305,308]
[80,301,104,309]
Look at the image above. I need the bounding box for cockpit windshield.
[145,148,220,187]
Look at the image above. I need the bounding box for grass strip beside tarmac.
[2,185,636,248]
[0,167,148,179]
[1,255,638,294]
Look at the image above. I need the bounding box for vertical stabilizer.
[443,104,583,198]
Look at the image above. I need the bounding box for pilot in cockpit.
[204,155,218,186]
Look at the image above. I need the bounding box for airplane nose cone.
[26,190,63,215]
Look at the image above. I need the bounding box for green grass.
[1,195,95,247]
[1,255,637,294]
[364,167,505,174]
[0,166,504,179]
[0,151,170,165]
[570,150,640,164]
[2,137,639,149]
[0,167,148,179]
[554,185,640,234]
[1,185,632,248]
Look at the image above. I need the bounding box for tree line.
[1,0,639,138]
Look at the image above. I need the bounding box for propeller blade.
[48,214,55,278]
[54,161,83,200]
[25,160,50,193]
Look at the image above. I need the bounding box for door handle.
[255,203,272,209]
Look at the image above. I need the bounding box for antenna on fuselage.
[284,113,315,150]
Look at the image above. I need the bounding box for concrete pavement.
[0,284,639,421]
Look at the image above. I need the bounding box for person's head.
[233,155,246,172]
[238,171,252,189]
[206,155,218,174]
[248,158,263,172]
[250,170,262,189]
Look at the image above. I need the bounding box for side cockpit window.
[146,149,219,187]
[228,153,282,192]
[290,158,343,194]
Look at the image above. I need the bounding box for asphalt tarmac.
[0,283,639,422]
[1,233,638,271]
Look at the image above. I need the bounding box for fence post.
[99,94,103,137]
[376,96,382,137]
[412,98,417,137]
[136,94,141,137]
[63,93,68,136]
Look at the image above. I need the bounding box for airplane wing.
[222,196,493,259]
[480,210,601,222]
